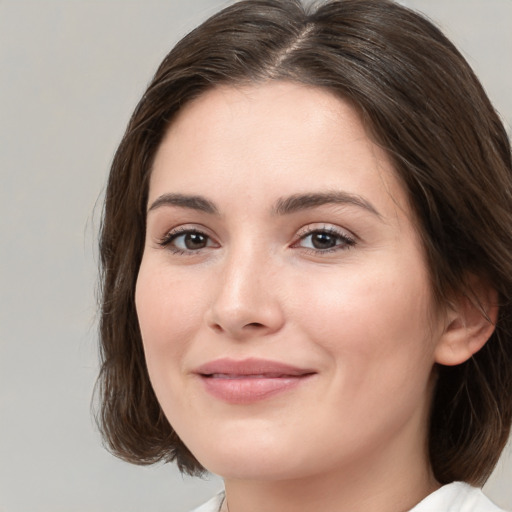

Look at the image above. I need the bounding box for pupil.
[312,232,336,249]
[185,233,207,250]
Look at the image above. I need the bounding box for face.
[136,82,448,482]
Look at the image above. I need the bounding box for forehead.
[149,81,410,220]
[157,82,375,167]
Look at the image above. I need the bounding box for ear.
[435,276,499,366]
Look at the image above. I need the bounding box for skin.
[135,82,492,512]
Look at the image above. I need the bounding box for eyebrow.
[272,191,381,217]
[147,193,218,214]
[147,190,380,218]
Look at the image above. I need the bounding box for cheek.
[134,260,215,432]
[292,257,436,378]
[287,261,437,449]
[135,261,206,370]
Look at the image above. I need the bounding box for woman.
[96,0,512,511]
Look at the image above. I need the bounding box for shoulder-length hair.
[97,0,512,484]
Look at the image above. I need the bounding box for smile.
[194,358,316,404]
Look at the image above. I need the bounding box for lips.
[194,358,316,404]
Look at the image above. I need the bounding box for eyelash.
[293,226,356,254]
[158,225,356,256]
[158,227,215,255]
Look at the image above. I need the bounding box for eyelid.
[296,222,354,238]
[154,222,356,256]
[291,223,357,253]
[157,224,219,253]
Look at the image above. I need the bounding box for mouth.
[194,358,316,404]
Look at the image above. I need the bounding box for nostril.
[245,322,264,329]
[211,323,223,333]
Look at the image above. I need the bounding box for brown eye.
[182,232,208,250]
[296,228,356,253]
[159,229,217,253]
[310,232,338,250]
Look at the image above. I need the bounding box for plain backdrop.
[0,1,511,511]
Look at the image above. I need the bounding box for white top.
[189,482,507,512]
[190,492,224,512]
[412,482,506,511]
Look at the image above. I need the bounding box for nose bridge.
[207,236,284,338]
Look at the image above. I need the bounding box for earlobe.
[434,279,499,367]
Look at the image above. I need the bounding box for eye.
[158,228,218,254]
[293,226,356,253]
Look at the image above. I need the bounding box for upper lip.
[194,357,316,377]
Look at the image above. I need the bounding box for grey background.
[0,1,510,511]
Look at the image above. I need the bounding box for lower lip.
[199,375,313,404]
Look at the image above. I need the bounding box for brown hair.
[97,0,512,484]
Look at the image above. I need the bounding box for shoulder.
[188,491,225,512]
[411,482,508,512]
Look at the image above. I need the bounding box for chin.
[200,455,308,482]
[185,430,309,481]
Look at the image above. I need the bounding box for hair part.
[97,0,512,483]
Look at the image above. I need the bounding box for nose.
[205,247,285,340]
